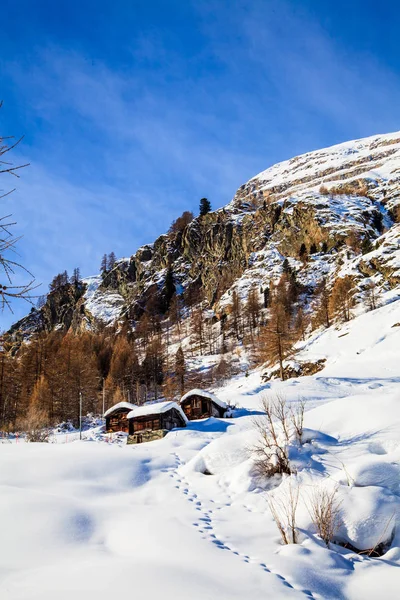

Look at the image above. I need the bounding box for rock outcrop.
[6,130,400,345]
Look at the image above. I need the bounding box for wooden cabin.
[127,401,187,436]
[180,389,227,420]
[104,401,137,433]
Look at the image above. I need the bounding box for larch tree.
[259,277,297,380]
[175,346,185,396]
[169,211,194,234]
[190,307,205,355]
[0,101,36,311]
[329,276,355,322]
[364,280,379,311]
[313,278,331,329]
[246,285,261,333]
[70,267,81,286]
[229,289,242,340]
[259,300,294,381]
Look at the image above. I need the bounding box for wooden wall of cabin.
[106,411,130,432]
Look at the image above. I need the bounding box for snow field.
[1,296,400,599]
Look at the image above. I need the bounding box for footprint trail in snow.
[169,451,316,599]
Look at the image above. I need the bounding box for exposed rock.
[6,130,400,344]
[262,359,327,382]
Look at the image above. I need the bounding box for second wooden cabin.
[127,401,187,436]
[180,389,227,420]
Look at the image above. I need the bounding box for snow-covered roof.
[180,389,227,410]
[104,402,137,418]
[127,401,188,422]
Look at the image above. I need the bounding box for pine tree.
[162,267,175,312]
[199,198,211,216]
[282,258,291,274]
[107,252,117,270]
[263,287,270,308]
[100,254,108,273]
[299,243,307,262]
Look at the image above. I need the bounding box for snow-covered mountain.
[2,131,400,599]
[6,130,400,346]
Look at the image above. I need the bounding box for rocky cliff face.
[7,131,400,344]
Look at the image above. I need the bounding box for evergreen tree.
[199,197,211,216]
[107,252,117,270]
[162,267,175,313]
[299,243,307,261]
[100,254,108,273]
[282,258,291,274]
[263,287,270,308]
[362,237,373,255]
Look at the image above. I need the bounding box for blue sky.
[1,0,400,329]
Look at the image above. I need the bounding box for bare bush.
[20,404,50,443]
[267,479,300,544]
[307,484,341,546]
[252,394,306,478]
[290,399,306,444]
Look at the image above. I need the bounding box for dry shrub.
[252,394,306,478]
[20,404,50,442]
[267,479,300,544]
[307,485,341,547]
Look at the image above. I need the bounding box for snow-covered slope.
[1,296,400,599]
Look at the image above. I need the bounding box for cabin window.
[201,399,208,414]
